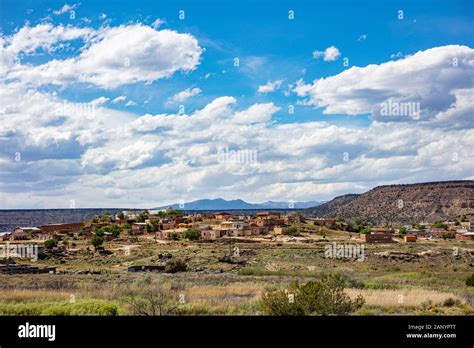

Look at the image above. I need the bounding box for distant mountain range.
[305,180,474,224]
[153,198,324,210]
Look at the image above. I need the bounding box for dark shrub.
[466,274,474,287]
[165,259,187,273]
[282,226,299,236]
[442,298,460,307]
[183,228,200,240]
[260,272,365,315]
[44,239,58,250]
[91,235,104,249]
[169,232,180,241]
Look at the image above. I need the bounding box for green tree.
[260,273,365,316]
[432,221,448,230]
[183,228,200,240]
[94,228,104,237]
[44,239,58,250]
[117,212,125,220]
[283,226,299,236]
[399,227,408,234]
[169,232,180,241]
[91,235,104,249]
[136,212,149,223]
[150,218,160,226]
[105,225,121,237]
[166,210,183,216]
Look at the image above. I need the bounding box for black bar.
[0,316,472,347]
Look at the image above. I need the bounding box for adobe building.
[403,234,417,242]
[256,211,281,219]
[428,229,455,239]
[40,222,83,235]
[158,230,180,240]
[132,222,148,234]
[251,226,268,235]
[360,233,395,243]
[273,226,288,235]
[213,212,232,221]
[10,229,30,240]
[201,229,226,240]
[455,232,474,241]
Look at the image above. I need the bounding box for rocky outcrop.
[306,181,474,225]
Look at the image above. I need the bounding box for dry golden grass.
[346,288,462,307]
[186,283,261,305]
[0,289,71,303]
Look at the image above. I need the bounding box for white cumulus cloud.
[112,96,127,103]
[296,45,474,128]
[167,87,202,104]
[52,3,80,15]
[4,24,204,89]
[257,80,283,93]
[312,46,341,62]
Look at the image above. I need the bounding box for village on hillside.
[4,207,474,245]
[0,206,472,316]
[2,207,474,273]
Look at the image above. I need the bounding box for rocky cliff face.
[305,181,474,225]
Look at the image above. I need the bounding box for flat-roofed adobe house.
[159,228,186,240]
[11,228,31,240]
[273,226,288,235]
[40,222,82,235]
[360,233,395,243]
[213,212,232,221]
[256,212,281,219]
[255,212,283,227]
[15,227,41,235]
[455,231,474,241]
[228,228,252,237]
[428,229,455,239]
[251,226,268,235]
[404,234,417,242]
[216,221,232,230]
[132,222,147,234]
[229,221,249,230]
[254,219,268,227]
[201,229,226,240]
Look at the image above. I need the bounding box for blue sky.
[0,0,473,208]
[3,0,472,123]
